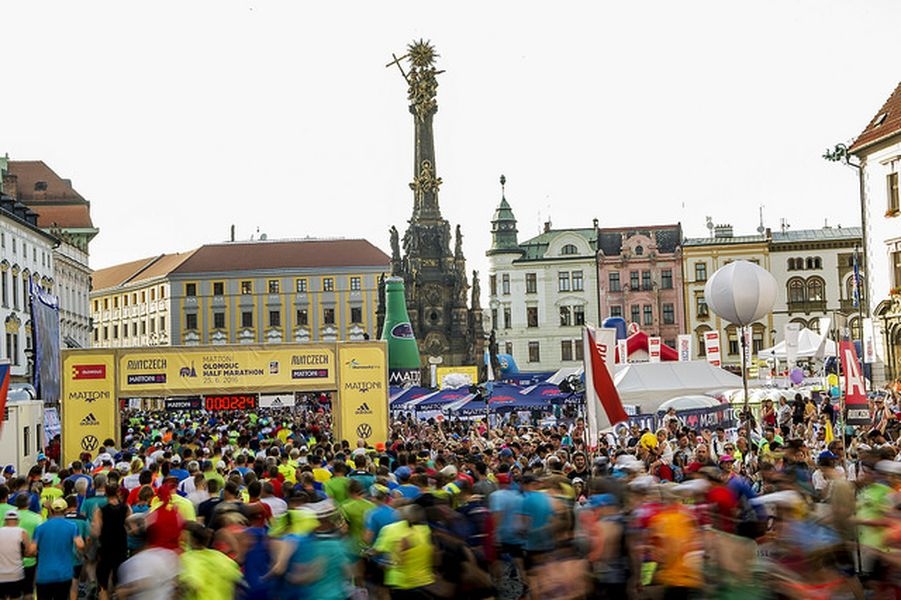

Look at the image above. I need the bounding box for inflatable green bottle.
[381,277,421,386]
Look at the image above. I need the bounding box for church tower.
[379,40,484,371]
[487,175,523,257]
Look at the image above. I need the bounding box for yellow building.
[91,238,390,347]
[682,225,772,367]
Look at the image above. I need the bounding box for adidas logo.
[270,398,284,407]
[80,413,99,426]
[355,403,373,415]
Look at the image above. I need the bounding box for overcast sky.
[4,2,899,293]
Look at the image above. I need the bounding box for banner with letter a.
[840,340,870,426]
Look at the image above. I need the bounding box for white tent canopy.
[612,361,745,414]
[758,327,837,360]
[657,395,722,412]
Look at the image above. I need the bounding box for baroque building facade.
[848,80,901,385]
[1,159,96,350]
[485,181,598,372]
[596,224,684,348]
[92,238,389,347]
[682,225,772,367]
[769,226,864,344]
[0,187,57,381]
[378,41,484,370]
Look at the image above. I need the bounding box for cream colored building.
[682,225,772,367]
[91,238,390,348]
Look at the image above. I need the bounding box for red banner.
[840,341,869,425]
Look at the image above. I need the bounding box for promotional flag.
[840,340,870,426]
[677,334,692,362]
[704,331,721,367]
[815,317,832,360]
[784,322,801,367]
[648,337,661,363]
[863,318,877,364]
[583,325,628,445]
[0,362,10,434]
[617,339,629,365]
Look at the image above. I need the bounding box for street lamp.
[705,261,777,442]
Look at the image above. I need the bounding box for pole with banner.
[582,324,628,450]
[840,340,870,427]
[704,331,722,367]
[677,334,692,362]
[617,339,628,365]
[648,337,662,363]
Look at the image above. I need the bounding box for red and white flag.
[583,325,628,445]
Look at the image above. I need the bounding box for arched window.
[796,257,804,270]
[751,323,766,353]
[806,257,815,270]
[788,278,805,303]
[846,274,865,303]
[560,244,578,256]
[695,325,711,357]
[635,245,644,255]
[806,277,824,302]
[813,257,822,269]
[787,258,795,271]
[725,325,739,356]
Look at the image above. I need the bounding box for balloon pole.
[741,325,752,456]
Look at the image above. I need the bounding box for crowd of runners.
[1,388,901,599]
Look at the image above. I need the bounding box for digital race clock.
[203,394,258,411]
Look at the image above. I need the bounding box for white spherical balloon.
[704,260,777,326]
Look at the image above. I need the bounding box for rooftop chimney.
[1,173,17,198]
[714,224,733,238]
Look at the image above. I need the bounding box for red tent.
[615,331,679,362]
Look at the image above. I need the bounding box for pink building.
[596,225,684,347]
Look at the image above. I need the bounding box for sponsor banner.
[118,346,336,394]
[677,335,692,362]
[336,343,388,446]
[617,339,629,364]
[704,331,722,367]
[43,408,60,439]
[436,366,478,388]
[164,397,202,411]
[785,323,801,366]
[62,351,117,466]
[259,394,297,409]
[840,340,870,426]
[863,318,877,364]
[388,367,421,387]
[667,404,736,430]
[648,337,662,363]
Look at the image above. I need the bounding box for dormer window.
[561,244,578,256]
[635,245,644,255]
